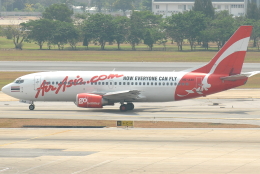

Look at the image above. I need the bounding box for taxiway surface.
[0,128,260,174]
[0,61,259,72]
[1,89,260,126]
[1,88,260,173]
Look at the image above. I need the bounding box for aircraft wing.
[103,90,144,102]
[220,71,260,81]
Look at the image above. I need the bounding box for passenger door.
[34,76,41,90]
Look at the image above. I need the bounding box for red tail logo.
[175,26,253,100]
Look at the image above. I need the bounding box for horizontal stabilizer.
[220,71,260,81]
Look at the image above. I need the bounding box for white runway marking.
[0,167,10,173]
[71,160,111,174]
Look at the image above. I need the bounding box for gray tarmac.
[1,97,260,173]
[0,128,260,174]
[1,98,260,126]
[0,61,259,72]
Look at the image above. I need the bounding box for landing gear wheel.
[120,104,127,112]
[126,103,134,110]
[29,104,35,110]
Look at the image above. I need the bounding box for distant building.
[75,0,91,4]
[152,0,245,17]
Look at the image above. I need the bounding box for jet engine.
[76,93,112,108]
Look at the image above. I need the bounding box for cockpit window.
[15,79,24,84]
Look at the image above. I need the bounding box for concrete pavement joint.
[0,130,71,147]
[71,160,111,174]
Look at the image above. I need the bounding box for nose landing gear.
[120,103,134,112]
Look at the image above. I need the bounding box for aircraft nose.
[1,84,10,95]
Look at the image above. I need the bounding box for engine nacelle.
[76,93,108,108]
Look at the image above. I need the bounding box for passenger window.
[119,82,121,85]
[139,82,142,85]
[127,82,130,85]
[106,82,108,85]
[143,82,145,85]
[151,82,153,85]
[98,82,101,85]
[166,82,169,86]
[155,82,157,85]
[135,82,138,85]
[52,82,54,85]
[102,82,105,85]
[114,82,117,85]
[162,82,165,86]
[131,82,134,85]
[94,82,97,85]
[147,82,149,85]
[159,82,161,86]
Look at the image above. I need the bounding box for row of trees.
[246,0,260,21]
[2,2,260,51]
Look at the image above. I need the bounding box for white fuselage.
[4,71,188,103]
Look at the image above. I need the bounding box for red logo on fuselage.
[35,74,124,98]
[89,74,123,83]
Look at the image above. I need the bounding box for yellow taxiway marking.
[0,130,71,147]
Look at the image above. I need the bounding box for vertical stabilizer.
[175,26,253,101]
[193,26,253,75]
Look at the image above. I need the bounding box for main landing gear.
[29,104,35,110]
[120,103,134,112]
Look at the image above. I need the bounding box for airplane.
[1,26,260,111]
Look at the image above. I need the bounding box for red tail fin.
[193,26,253,75]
